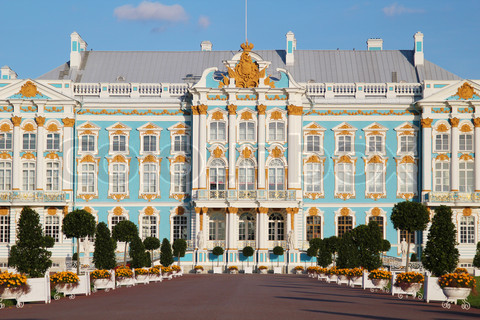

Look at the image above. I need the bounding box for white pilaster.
[228,105,237,189]
[451,118,459,191]
[475,119,480,191]
[11,116,22,190]
[421,118,432,193]
[226,207,237,250]
[287,106,302,191]
[36,117,45,190]
[62,118,75,192]
[192,107,199,191]
[257,105,266,189]
[198,105,207,189]
[257,208,268,249]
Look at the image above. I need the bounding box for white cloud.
[383,3,424,16]
[114,1,188,22]
[198,16,210,29]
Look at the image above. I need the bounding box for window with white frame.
[110,215,126,230]
[306,216,321,241]
[369,216,384,238]
[143,135,157,153]
[305,162,321,192]
[80,135,95,152]
[337,216,353,238]
[459,216,475,244]
[209,159,226,192]
[46,133,60,151]
[112,163,127,193]
[23,133,36,150]
[306,135,321,152]
[366,163,384,193]
[434,162,450,192]
[141,215,157,239]
[238,159,255,191]
[268,212,285,241]
[80,163,95,193]
[368,136,383,153]
[239,212,255,241]
[46,162,60,191]
[0,162,11,191]
[0,133,12,150]
[0,214,9,243]
[210,121,226,141]
[459,133,473,152]
[336,163,353,193]
[398,163,415,193]
[173,135,188,152]
[142,163,158,193]
[112,135,127,152]
[337,135,352,153]
[268,122,285,141]
[435,134,449,152]
[239,122,255,141]
[22,162,35,190]
[268,159,285,192]
[45,215,60,242]
[208,212,225,240]
[173,215,188,241]
[400,135,416,153]
[459,162,474,193]
[172,163,187,193]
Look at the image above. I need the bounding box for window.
[400,136,415,153]
[398,163,415,193]
[173,135,188,152]
[173,216,188,241]
[0,214,9,243]
[367,163,383,193]
[434,162,450,192]
[459,162,474,193]
[369,216,384,238]
[141,215,157,239]
[112,135,126,152]
[81,135,95,152]
[173,163,187,193]
[268,159,285,192]
[337,216,353,238]
[22,162,35,190]
[239,122,255,141]
[435,134,449,152]
[459,133,473,152]
[238,159,255,191]
[400,230,414,243]
[305,163,321,192]
[143,164,157,193]
[0,133,12,150]
[239,213,255,241]
[368,136,383,153]
[112,163,127,193]
[338,136,352,153]
[268,122,284,141]
[459,216,475,244]
[111,215,126,229]
[208,212,225,241]
[46,133,60,151]
[45,215,60,242]
[143,135,157,152]
[306,216,321,241]
[46,162,60,191]
[210,121,226,141]
[337,163,353,193]
[80,163,95,193]
[306,135,321,152]
[23,133,36,150]
[209,159,226,194]
[0,162,11,191]
[268,212,285,241]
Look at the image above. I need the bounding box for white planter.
[16,274,51,307]
[213,267,223,274]
[92,278,115,292]
[474,269,480,277]
[195,269,204,274]
[442,287,472,301]
[349,277,363,287]
[244,266,253,274]
[229,269,238,274]
[135,274,149,285]
[54,274,91,299]
[273,267,282,274]
[398,282,422,295]
[0,287,24,300]
[423,276,447,303]
[259,268,268,274]
[327,274,338,283]
[116,277,136,287]
[295,269,303,274]
[371,278,389,289]
[149,274,163,282]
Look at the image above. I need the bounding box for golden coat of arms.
[454,82,477,100]
[18,81,41,98]
[221,42,267,88]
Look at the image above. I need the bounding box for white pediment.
[0,79,76,102]
[419,80,480,103]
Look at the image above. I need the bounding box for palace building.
[0,31,478,269]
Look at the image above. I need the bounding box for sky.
[1,0,479,80]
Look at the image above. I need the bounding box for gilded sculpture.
[453,82,478,100]
[226,42,266,88]
[18,81,41,98]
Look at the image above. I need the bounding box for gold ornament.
[420,118,433,128]
[18,81,40,98]
[454,82,477,100]
[226,42,266,88]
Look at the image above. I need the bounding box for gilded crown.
[240,41,254,52]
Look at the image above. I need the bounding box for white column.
[287,105,302,191]
[192,107,199,191]
[421,118,432,194]
[228,105,237,189]
[257,105,266,189]
[451,118,459,191]
[198,105,207,190]
[474,119,480,192]
[286,208,298,249]
[11,116,22,190]
[62,118,75,192]
[226,207,237,250]
[257,207,268,249]
[36,116,45,190]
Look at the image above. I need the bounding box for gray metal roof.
[37,49,461,84]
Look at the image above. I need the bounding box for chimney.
[70,32,87,69]
[367,38,383,51]
[1,66,17,80]
[414,31,424,66]
[286,31,296,66]
[200,41,212,51]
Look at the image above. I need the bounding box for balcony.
[206,240,226,250]
[237,240,256,250]
[425,191,480,204]
[196,189,296,201]
[0,191,67,203]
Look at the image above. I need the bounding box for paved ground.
[1,274,479,320]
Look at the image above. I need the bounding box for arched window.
[209,159,226,194]
[141,215,157,239]
[306,216,321,241]
[238,159,255,191]
[337,215,352,238]
[459,216,475,244]
[268,212,285,241]
[239,212,255,241]
[208,212,225,241]
[459,162,474,193]
[268,159,285,191]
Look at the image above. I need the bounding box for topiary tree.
[129,236,148,268]
[93,222,116,270]
[473,242,480,268]
[272,246,284,267]
[8,207,52,277]
[306,238,322,264]
[381,239,391,253]
[62,209,96,274]
[391,201,429,272]
[242,246,254,266]
[160,238,174,267]
[422,205,459,277]
[112,220,139,267]
[143,237,160,267]
[212,246,224,267]
[173,239,187,266]
[410,253,418,262]
[317,239,333,267]
[324,236,340,266]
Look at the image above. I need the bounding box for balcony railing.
[206,240,226,250]
[305,82,422,99]
[73,82,189,98]
[209,190,227,199]
[0,191,67,203]
[237,240,256,250]
[197,189,296,201]
[425,191,480,203]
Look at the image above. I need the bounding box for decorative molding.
[144,206,155,216]
[45,152,59,160]
[22,123,35,132]
[453,82,478,100]
[304,192,324,200]
[47,208,57,216]
[463,208,472,216]
[227,207,238,214]
[308,207,319,216]
[170,194,189,201]
[240,110,253,120]
[227,104,237,115]
[241,148,253,159]
[111,194,128,202]
[213,147,223,158]
[460,154,474,161]
[35,116,46,127]
[436,123,449,132]
[79,194,96,202]
[18,81,41,98]
[420,118,433,128]
[62,118,75,127]
[335,193,355,201]
[257,104,266,115]
[270,110,283,120]
[340,207,350,216]
[0,153,11,160]
[371,207,381,217]
[306,109,418,116]
[11,116,22,127]
[460,124,473,133]
[366,193,386,201]
[226,41,266,88]
[257,207,268,214]
[46,122,59,132]
[287,105,303,116]
[400,155,415,164]
[21,152,35,160]
[140,194,159,202]
[435,154,450,161]
[212,111,224,120]
[338,155,353,164]
[367,155,383,164]
[305,155,322,163]
[473,118,480,128]
[0,208,8,216]
[450,118,460,128]
[398,193,415,200]
[80,154,97,163]
[271,146,283,158]
[0,123,11,132]
[197,105,208,115]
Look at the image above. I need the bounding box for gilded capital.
[227,207,239,214]
[473,118,480,128]
[450,117,460,128]
[201,207,208,214]
[191,105,199,115]
[194,207,202,214]
[257,207,269,214]
[35,116,46,127]
[257,104,267,115]
[420,118,433,128]
[197,104,208,115]
[287,105,303,116]
[11,116,22,127]
[227,104,237,115]
[62,118,75,127]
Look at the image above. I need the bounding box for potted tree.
[143,237,160,267]
[212,246,224,274]
[272,246,284,274]
[242,246,254,274]
[173,239,187,274]
[112,220,139,267]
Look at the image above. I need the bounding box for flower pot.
[116,277,135,287]
[349,277,363,287]
[273,267,282,274]
[338,275,348,281]
[259,269,267,274]
[135,274,149,284]
[213,267,223,274]
[0,287,24,300]
[229,270,238,274]
[244,266,253,274]
[92,279,112,290]
[442,287,472,301]
[295,270,303,275]
[371,279,388,288]
[327,274,338,282]
[399,282,422,295]
[195,269,203,274]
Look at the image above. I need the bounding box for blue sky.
[1,0,479,80]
